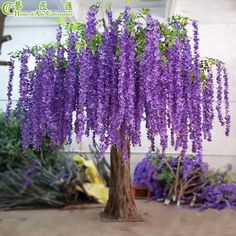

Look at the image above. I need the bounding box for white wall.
[0,17,57,109]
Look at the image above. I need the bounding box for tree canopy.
[6,6,231,160]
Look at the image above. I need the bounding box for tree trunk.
[102,142,141,221]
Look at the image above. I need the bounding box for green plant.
[0,111,59,172]
[0,111,30,171]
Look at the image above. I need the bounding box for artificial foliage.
[7,6,231,160]
[134,152,236,210]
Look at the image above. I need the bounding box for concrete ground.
[0,200,236,236]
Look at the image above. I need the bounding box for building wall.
[0,17,57,109]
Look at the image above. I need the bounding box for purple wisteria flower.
[223,67,231,136]
[141,15,165,153]
[133,153,168,200]
[86,5,98,41]
[6,57,15,123]
[202,68,214,141]
[18,48,31,113]
[6,8,231,162]
[200,183,236,210]
[191,20,203,159]
[63,31,78,144]
[117,19,136,159]
[216,60,225,126]
[179,36,192,157]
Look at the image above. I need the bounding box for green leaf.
[57,17,66,25]
[125,0,131,7]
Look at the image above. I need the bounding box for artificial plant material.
[7,6,231,220]
[134,152,236,210]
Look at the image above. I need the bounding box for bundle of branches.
[0,154,96,210]
[134,151,236,210]
[163,156,207,207]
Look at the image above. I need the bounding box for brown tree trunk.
[102,142,141,221]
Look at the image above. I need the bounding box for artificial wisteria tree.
[7,6,231,220]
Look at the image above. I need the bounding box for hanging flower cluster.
[6,6,231,159]
[6,57,15,123]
